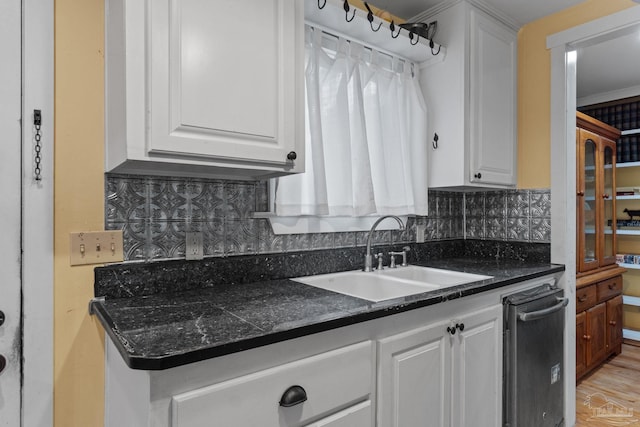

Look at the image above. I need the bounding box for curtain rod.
[305,22,415,66]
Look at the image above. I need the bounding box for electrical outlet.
[186,232,204,260]
[416,225,426,243]
[70,231,124,266]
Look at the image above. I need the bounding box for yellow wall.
[54,0,105,425]
[517,0,636,188]
[50,0,638,425]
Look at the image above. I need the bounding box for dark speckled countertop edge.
[92,262,565,371]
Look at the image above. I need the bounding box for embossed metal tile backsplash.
[106,174,550,261]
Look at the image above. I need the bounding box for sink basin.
[293,271,439,302]
[292,266,493,302]
[379,266,492,287]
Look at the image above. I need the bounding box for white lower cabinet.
[171,341,373,427]
[378,305,502,427]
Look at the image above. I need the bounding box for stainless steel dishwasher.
[503,283,568,427]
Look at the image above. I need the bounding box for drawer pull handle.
[279,385,307,407]
[609,283,616,290]
[578,296,588,302]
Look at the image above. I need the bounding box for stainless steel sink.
[292,266,492,302]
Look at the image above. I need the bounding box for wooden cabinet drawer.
[170,341,373,427]
[576,285,597,313]
[597,276,622,302]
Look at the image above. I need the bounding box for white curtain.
[275,26,428,217]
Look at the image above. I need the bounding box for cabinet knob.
[447,326,456,335]
[610,320,617,326]
[577,191,585,197]
[583,335,591,341]
[287,151,297,161]
[608,283,616,290]
[603,194,610,199]
[456,323,465,332]
[578,295,588,302]
[0,355,5,374]
[279,385,307,407]
[474,173,482,179]
[0,310,4,327]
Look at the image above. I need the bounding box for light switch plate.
[416,225,426,243]
[185,232,203,260]
[70,230,124,266]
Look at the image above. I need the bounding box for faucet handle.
[402,246,410,266]
[375,252,384,270]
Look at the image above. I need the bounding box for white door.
[0,0,23,424]
[377,321,451,427]
[147,0,303,167]
[468,8,517,186]
[451,305,502,427]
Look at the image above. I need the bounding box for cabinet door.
[600,139,617,267]
[147,0,303,169]
[377,320,451,427]
[451,305,502,427]
[577,130,600,273]
[586,302,608,368]
[468,9,517,187]
[576,311,587,379]
[606,295,623,355]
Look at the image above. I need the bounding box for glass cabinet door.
[581,138,597,269]
[602,142,616,266]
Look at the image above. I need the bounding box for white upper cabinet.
[105,0,305,179]
[419,1,517,188]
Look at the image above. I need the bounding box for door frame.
[547,6,640,426]
[22,0,54,425]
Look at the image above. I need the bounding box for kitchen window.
[270,26,428,232]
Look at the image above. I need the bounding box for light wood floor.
[576,343,640,426]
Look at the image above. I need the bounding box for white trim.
[623,328,640,341]
[577,84,640,107]
[21,0,54,425]
[623,295,640,306]
[550,44,576,427]
[257,213,409,235]
[547,7,640,50]
[548,8,640,426]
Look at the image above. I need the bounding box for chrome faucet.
[364,215,405,272]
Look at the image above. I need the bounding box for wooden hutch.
[575,111,625,380]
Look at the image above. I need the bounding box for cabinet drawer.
[171,341,373,427]
[576,285,597,313]
[597,276,623,302]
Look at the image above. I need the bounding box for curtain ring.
[318,0,327,9]
[390,20,401,39]
[343,0,356,22]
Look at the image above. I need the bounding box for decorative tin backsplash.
[105,174,550,261]
[465,190,551,242]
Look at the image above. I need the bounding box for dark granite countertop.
[91,252,564,370]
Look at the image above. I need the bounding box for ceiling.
[373,0,640,106]
[372,0,585,27]
[577,30,640,104]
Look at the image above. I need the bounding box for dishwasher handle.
[517,297,569,322]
